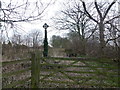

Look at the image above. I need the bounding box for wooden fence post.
[31,52,40,88]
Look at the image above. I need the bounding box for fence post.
[31,52,40,88]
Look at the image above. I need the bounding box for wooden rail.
[2,54,119,88]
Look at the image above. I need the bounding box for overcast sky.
[2,0,70,41]
[1,0,119,42]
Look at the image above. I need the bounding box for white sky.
[2,0,69,41]
[20,0,117,38]
[1,0,119,43]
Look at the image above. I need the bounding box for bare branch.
[81,1,99,24]
[105,15,120,23]
[106,35,120,44]
[86,24,98,40]
[103,0,117,20]
[0,0,54,24]
[106,22,120,32]
[94,0,102,18]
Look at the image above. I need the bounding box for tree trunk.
[82,39,86,55]
[80,22,86,55]
[99,21,105,57]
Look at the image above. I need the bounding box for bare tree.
[11,34,23,45]
[81,0,119,57]
[23,35,31,46]
[53,1,97,55]
[0,0,54,24]
[0,0,54,49]
[29,29,43,48]
[0,0,55,44]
